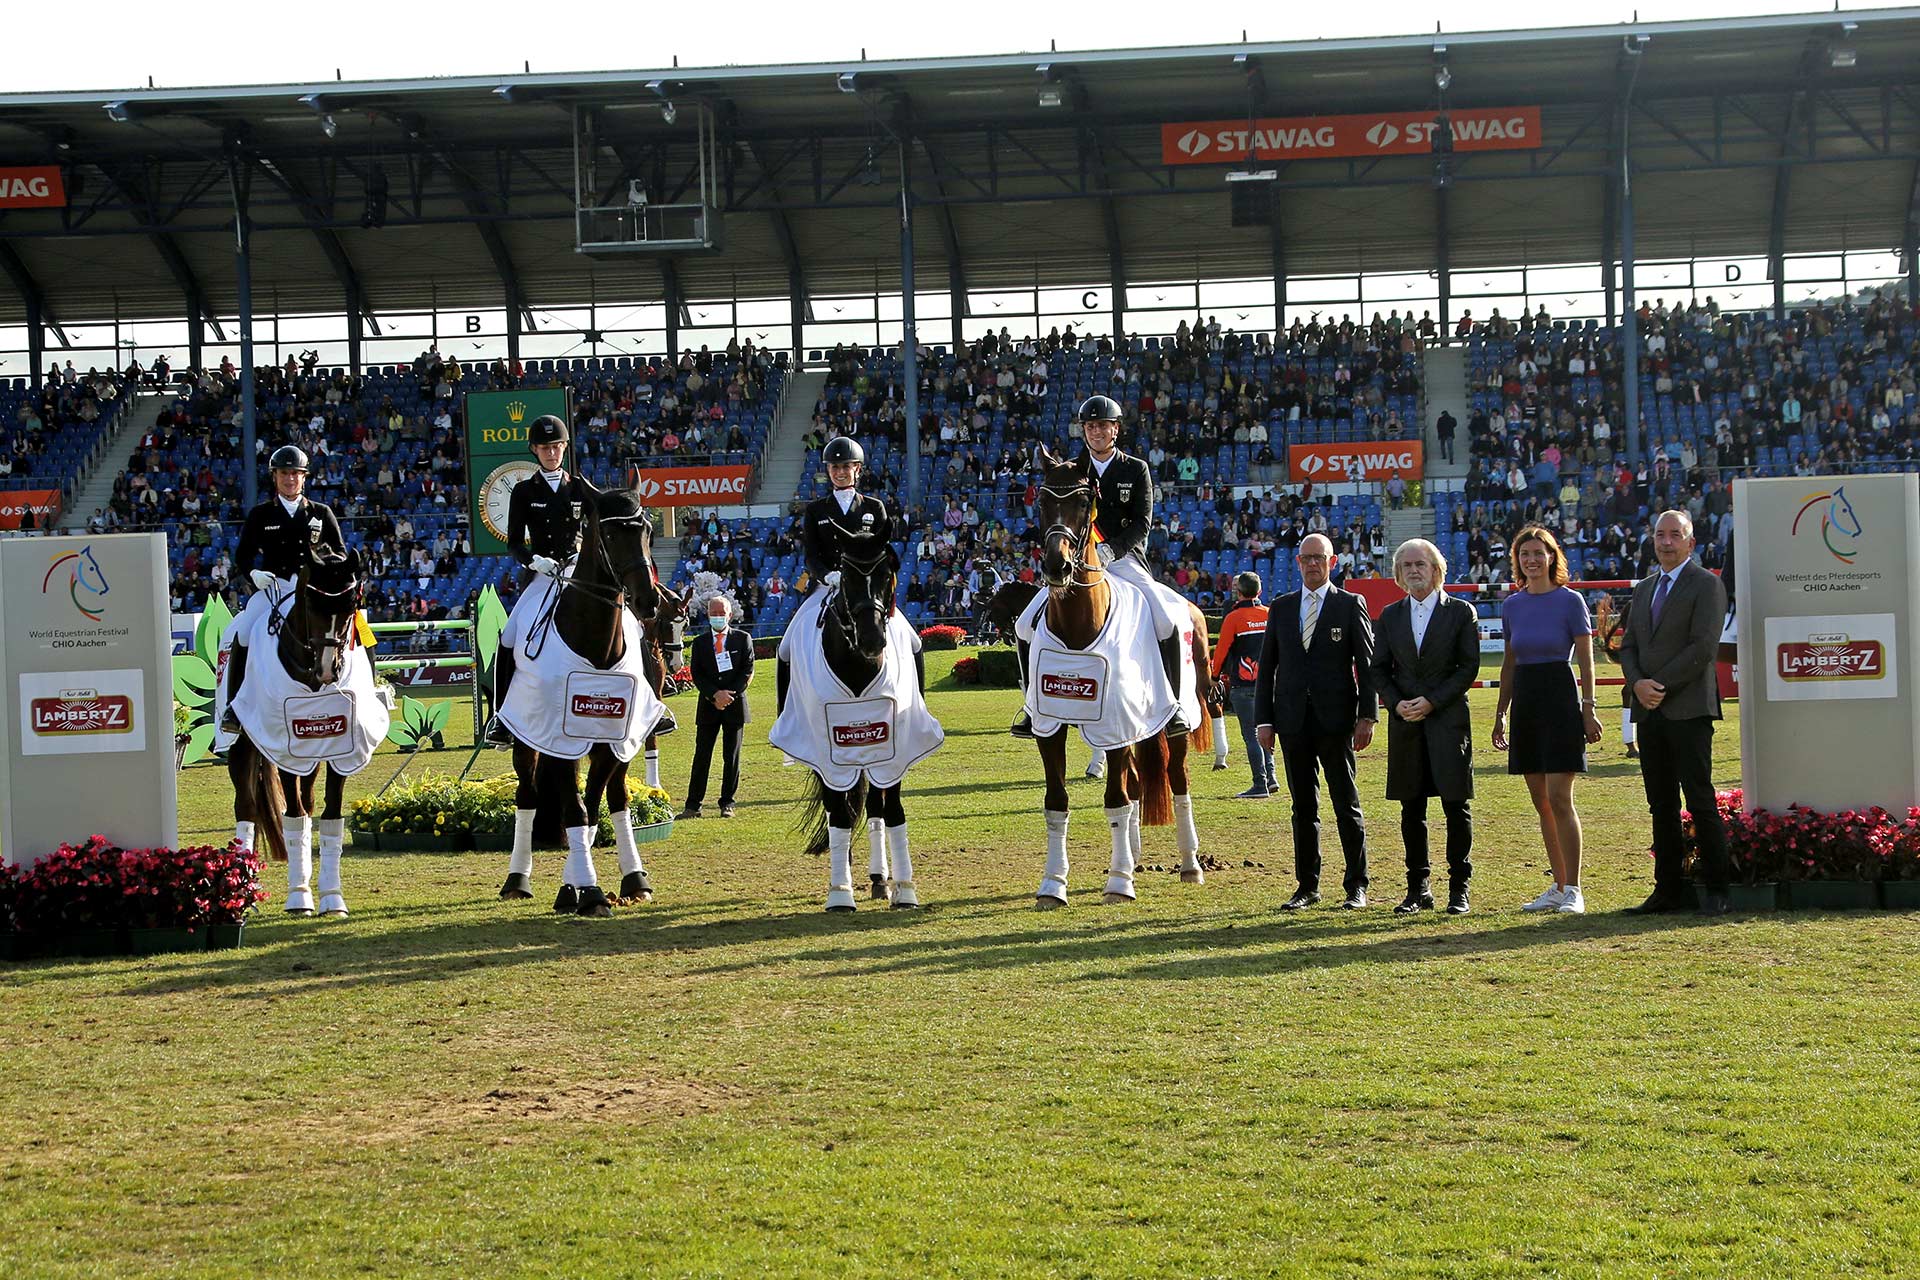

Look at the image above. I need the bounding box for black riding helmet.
[1077,394,1124,423]
[527,414,569,448]
[823,436,865,466]
[269,444,310,472]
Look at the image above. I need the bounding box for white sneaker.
[1521,885,1566,912]
[1555,886,1586,914]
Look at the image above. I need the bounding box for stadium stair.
[1383,505,1436,552]
[750,370,826,506]
[59,391,165,531]
[652,535,682,583]
[1420,344,1471,482]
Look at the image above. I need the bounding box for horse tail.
[1136,731,1173,827]
[241,738,289,863]
[799,771,833,856]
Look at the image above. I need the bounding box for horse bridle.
[822,549,894,647]
[280,568,361,680]
[1038,476,1100,582]
[564,506,658,614]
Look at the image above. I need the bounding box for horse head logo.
[1792,486,1865,564]
[43,545,110,620]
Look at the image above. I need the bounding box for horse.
[1024,448,1213,907]
[638,581,690,790]
[774,536,943,911]
[495,487,665,918]
[983,577,1229,775]
[226,539,383,918]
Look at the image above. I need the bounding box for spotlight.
[836,72,862,94]
[321,113,337,139]
[103,101,132,123]
[1434,66,1452,92]
[1037,86,1064,108]
[661,101,677,125]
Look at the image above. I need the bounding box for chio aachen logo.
[1792,486,1864,564]
[43,545,109,620]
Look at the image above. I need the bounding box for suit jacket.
[802,492,894,581]
[1369,592,1478,800]
[1255,586,1377,738]
[690,626,755,727]
[1619,560,1726,722]
[506,472,599,568]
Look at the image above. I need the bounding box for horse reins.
[1038,479,1103,586]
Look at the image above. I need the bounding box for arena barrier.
[361,618,482,744]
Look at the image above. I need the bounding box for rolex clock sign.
[466,388,571,556]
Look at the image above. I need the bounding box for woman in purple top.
[1492,525,1604,915]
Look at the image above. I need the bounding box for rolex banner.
[466,389,571,557]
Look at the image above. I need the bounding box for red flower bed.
[919,624,965,651]
[1676,789,1903,884]
[3,835,265,934]
[952,656,982,685]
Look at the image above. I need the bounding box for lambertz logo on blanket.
[29,691,133,735]
[832,721,890,747]
[571,692,629,719]
[290,713,349,739]
[1039,673,1099,701]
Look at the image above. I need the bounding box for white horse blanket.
[495,576,662,763]
[769,609,944,790]
[1016,573,1199,750]
[222,592,389,776]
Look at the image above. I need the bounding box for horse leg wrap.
[826,827,857,912]
[867,817,889,885]
[611,809,643,877]
[887,824,918,907]
[233,820,255,854]
[1103,805,1137,900]
[1621,708,1636,747]
[562,824,598,888]
[1038,809,1070,903]
[316,818,347,916]
[1212,716,1230,766]
[644,748,661,790]
[1086,742,1106,779]
[284,815,315,913]
[1174,794,1200,859]
[1128,800,1145,873]
[508,809,536,877]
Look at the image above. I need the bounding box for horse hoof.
[618,871,653,902]
[575,886,613,918]
[1180,870,1206,885]
[284,907,315,918]
[890,882,920,909]
[499,874,533,901]
[552,884,579,914]
[1212,761,1229,771]
[825,888,857,913]
[869,875,889,900]
[318,894,349,917]
[1102,890,1137,905]
[1035,895,1066,911]
[890,899,920,911]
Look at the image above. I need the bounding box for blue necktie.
[1651,572,1672,626]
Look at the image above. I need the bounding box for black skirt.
[1507,661,1587,775]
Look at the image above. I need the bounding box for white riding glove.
[824,570,842,588]
[249,569,277,592]
[530,555,561,578]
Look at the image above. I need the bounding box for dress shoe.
[1341,888,1369,910]
[1446,884,1471,915]
[1281,890,1320,911]
[482,714,515,748]
[1623,890,1691,915]
[1697,890,1733,917]
[718,802,736,818]
[677,805,702,821]
[1233,788,1271,800]
[1394,890,1434,914]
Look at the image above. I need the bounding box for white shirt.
[1299,582,1331,635]
[541,469,564,490]
[833,487,856,514]
[1407,590,1437,652]
[1088,451,1115,477]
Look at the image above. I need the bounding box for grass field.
[3,649,1918,1279]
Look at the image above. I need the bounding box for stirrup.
[1010,714,1036,740]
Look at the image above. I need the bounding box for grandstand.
[1,10,1918,638]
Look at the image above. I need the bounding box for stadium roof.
[1,7,1918,330]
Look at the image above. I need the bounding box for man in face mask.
[681,595,755,820]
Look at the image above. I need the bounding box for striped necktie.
[1301,591,1321,649]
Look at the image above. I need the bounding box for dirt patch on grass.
[348,1078,752,1144]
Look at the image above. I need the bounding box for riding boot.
[1159,634,1192,736]
[220,641,249,733]
[1010,639,1036,738]
[483,648,517,747]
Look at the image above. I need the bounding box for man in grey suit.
[1370,539,1481,915]
[1620,510,1732,916]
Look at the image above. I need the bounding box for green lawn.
[2,649,1916,1279]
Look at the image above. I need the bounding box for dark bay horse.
[497,487,663,918]
[1027,448,1213,907]
[781,537,930,910]
[227,540,369,917]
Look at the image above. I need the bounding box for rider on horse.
[220,444,345,733]
[1012,394,1190,739]
[485,413,635,746]
[802,436,893,600]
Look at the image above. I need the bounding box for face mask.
[708,614,728,632]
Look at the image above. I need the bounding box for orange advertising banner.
[1161,107,1542,165]
[1288,442,1425,483]
[0,489,63,529]
[632,464,752,507]
[0,166,67,209]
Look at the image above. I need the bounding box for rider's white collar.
[833,488,856,513]
[277,495,301,516]
[541,468,565,487]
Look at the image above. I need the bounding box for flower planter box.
[1880,880,1920,910]
[471,830,515,852]
[128,926,206,955]
[206,923,247,950]
[0,932,31,962]
[632,819,674,846]
[1726,883,1780,911]
[1785,880,1879,911]
[45,928,128,958]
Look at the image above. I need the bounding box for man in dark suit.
[1369,539,1480,915]
[681,594,755,820]
[1620,509,1732,916]
[1256,533,1377,910]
